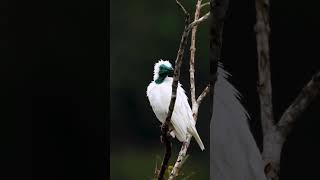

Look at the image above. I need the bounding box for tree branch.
[187,12,210,30]
[254,0,280,179]
[200,2,210,9]
[276,71,320,138]
[197,84,211,106]
[175,0,189,18]
[168,135,192,180]
[157,1,191,179]
[255,0,274,135]
[190,0,203,114]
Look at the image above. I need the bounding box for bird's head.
[153,60,174,84]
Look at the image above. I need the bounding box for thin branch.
[157,1,191,180]
[175,0,189,18]
[197,84,211,106]
[168,136,192,180]
[200,2,210,9]
[187,12,210,30]
[190,0,203,112]
[276,71,320,138]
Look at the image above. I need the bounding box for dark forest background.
[111,0,320,180]
[1,0,107,180]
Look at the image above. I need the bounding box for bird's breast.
[147,82,172,123]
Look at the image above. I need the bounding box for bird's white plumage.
[147,60,205,150]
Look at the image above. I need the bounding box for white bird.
[146,60,205,151]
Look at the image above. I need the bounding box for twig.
[200,2,210,9]
[197,84,211,106]
[175,0,189,18]
[276,71,320,138]
[187,12,210,30]
[157,1,191,180]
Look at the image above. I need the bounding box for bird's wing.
[167,83,188,142]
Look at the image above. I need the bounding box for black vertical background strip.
[0,0,108,179]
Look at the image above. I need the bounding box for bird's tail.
[188,125,205,151]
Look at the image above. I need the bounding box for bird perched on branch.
[146,60,205,150]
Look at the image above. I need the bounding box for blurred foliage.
[110,0,211,179]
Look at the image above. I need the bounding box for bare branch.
[187,12,210,30]
[254,0,274,134]
[175,0,189,18]
[190,0,203,111]
[157,1,191,179]
[168,136,191,180]
[277,71,320,138]
[200,2,210,9]
[254,0,282,179]
[197,84,211,106]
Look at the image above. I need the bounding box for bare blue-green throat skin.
[155,64,174,84]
